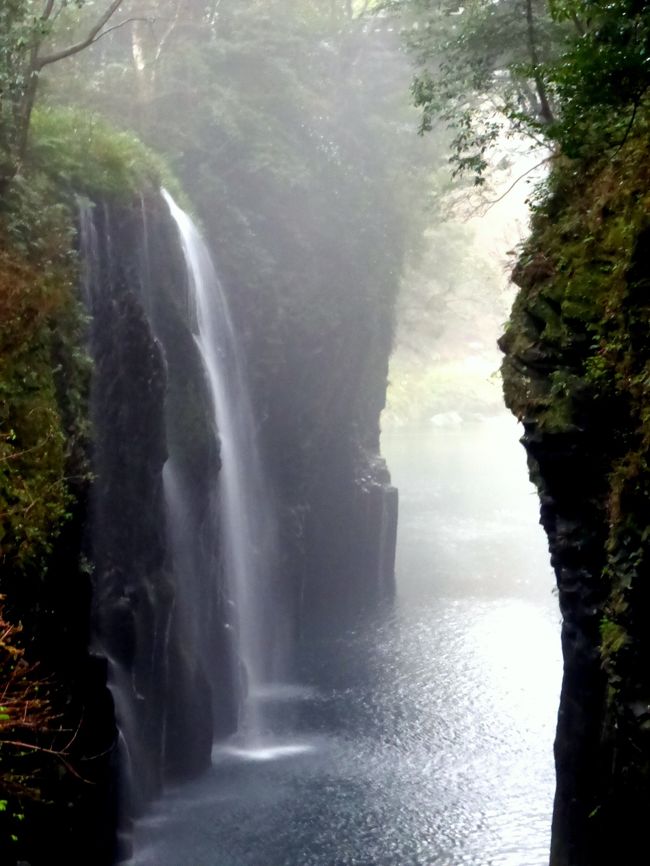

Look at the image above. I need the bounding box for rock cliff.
[1,173,400,860]
[500,142,650,866]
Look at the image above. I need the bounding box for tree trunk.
[13,69,40,173]
[525,0,555,125]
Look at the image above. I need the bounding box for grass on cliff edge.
[28,106,183,203]
[1,104,184,577]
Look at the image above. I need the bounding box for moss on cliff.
[0,105,176,615]
[0,113,177,863]
[501,125,650,865]
[0,183,91,860]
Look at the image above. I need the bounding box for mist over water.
[127,413,560,866]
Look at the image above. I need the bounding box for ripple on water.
[127,422,561,866]
[127,596,559,866]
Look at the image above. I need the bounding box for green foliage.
[1,2,66,170]
[383,0,566,180]
[545,0,650,158]
[387,0,650,177]
[0,197,81,577]
[0,1,38,165]
[27,106,180,201]
[502,130,650,430]
[600,615,628,657]
[0,1,128,184]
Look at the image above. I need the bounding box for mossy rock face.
[85,195,237,792]
[0,102,182,588]
[0,114,191,863]
[501,135,650,865]
[0,228,85,586]
[0,192,114,862]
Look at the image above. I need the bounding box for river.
[127,415,561,866]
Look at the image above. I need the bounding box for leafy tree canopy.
[0,1,124,184]
[546,0,650,157]
[383,0,650,178]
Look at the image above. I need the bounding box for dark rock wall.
[82,197,237,855]
[500,151,650,866]
[2,176,400,861]
[82,193,401,863]
[256,278,399,636]
[0,210,120,864]
[88,207,172,817]
[129,25,410,639]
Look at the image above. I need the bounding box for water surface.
[128,416,561,866]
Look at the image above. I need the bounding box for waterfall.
[78,190,289,854]
[162,190,284,744]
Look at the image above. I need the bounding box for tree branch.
[154,0,182,67]
[36,0,125,70]
[2,740,94,784]
[476,156,551,215]
[0,437,53,464]
[611,88,647,154]
[91,16,155,46]
[570,13,586,37]
[41,0,56,21]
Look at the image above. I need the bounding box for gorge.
[73,182,401,860]
[2,2,650,865]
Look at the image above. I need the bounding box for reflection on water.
[128,416,561,866]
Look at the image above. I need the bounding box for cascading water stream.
[162,190,284,745]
